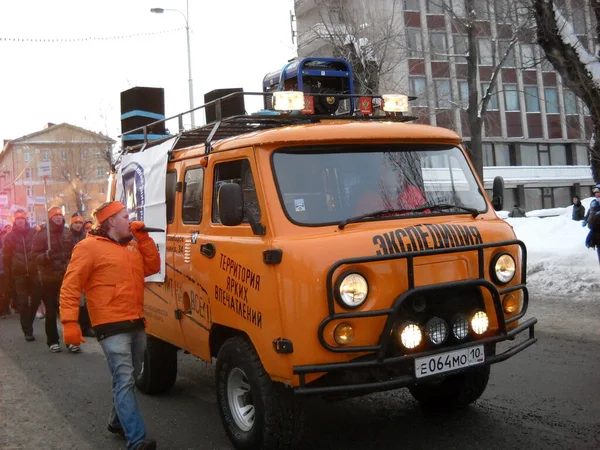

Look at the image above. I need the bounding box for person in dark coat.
[31,206,75,352]
[2,210,41,340]
[584,185,600,265]
[572,196,585,221]
[508,204,526,218]
[69,212,93,337]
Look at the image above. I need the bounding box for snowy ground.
[501,197,599,299]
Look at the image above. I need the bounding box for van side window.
[182,167,204,224]
[166,171,177,223]
[212,159,261,224]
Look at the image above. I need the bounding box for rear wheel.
[409,365,490,410]
[216,336,304,450]
[136,335,178,394]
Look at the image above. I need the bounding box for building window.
[538,144,550,165]
[61,150,67,160]
[405,0,420,11]
[478,39,494,65]
[430,33,448,61]
[100,185,106,194]
[541,58,554,72]
[26,186,32,196]
[25,168,32,180]
[434,79,452,108]
[524,86,540,112]
[520,44,535,67]
[550,144,567,165]
[572,8,586,35]
[24,152,31,162]
[520,144,539,166]
[575,144,589,165]
[96,167,104,177]
[426,0,444,14]
[483,143,512,166]
[453,34,467,57]
[458,80,469,107]
[504,84,519,111]
[544,88,559,113]
[481,83,499,110]
[409,77,428,107]
[474,1,489,19]
[407,28,423,58]
[498,40,516,67]
[564,89,578,114]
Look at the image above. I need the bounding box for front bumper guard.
[293,317,537,395]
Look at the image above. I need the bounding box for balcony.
[483,165,593,188]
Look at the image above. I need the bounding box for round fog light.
[426,317,449,345]
[400,323,422,349]
[502,293,521,314]
[334,322,354,345]
[471,311,489,335]
[452,314,470,340]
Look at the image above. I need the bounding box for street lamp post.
[151,0,195,128]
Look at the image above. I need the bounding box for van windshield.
[272,145,488,226]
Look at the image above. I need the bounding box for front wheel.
[408,365,490,410]
[215,336,304,450]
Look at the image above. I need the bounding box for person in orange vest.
[59,201,160,450]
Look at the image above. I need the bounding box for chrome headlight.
[471,311,489,335]
[490,253,516,284]
[400,323,422,349]
[452,314,470,340]
[335,272,368,309]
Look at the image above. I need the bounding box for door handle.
[200,242,216,258]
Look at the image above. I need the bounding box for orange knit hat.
[93,201,126,224]
[48,206,63,219]
[70,214,84,225]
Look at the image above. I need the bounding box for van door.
[143,168,187,349]
[171,160,212,361]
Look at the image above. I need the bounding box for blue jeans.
[99,330,147,449]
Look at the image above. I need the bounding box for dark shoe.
[24,335,35,342]
[134,439,157,450]
[107,424,125,438]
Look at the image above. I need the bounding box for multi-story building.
[0,123,115,226]
[295,0,595,211]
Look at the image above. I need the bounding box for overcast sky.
[0,0,295,143]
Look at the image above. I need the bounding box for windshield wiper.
[426,203,480,218]
[338,203,479,230]
[338,206,430,229]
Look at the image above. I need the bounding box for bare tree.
[310,0,406,94]
[534,0,600,182]
[49,131,113,213]
[299,0,535,180]
[437,0,535,179]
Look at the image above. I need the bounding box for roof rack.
[120,91,417,155]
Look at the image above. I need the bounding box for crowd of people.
[0,201,160,450]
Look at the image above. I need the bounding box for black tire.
[215,336,304,450]
[136,335,178,394]
[408,365,490,410]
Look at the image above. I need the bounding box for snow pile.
[505,197,599,298]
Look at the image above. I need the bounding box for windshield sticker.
[294,198,306,212]
[373,224,483,255]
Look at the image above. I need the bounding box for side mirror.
[491,176,504,211]
[218,183,243,226]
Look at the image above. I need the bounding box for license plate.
[414,345,485,379]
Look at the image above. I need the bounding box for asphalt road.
[1,293,599,450]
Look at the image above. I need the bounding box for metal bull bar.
[293,239,538,395]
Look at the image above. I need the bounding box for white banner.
[115,138,175,282]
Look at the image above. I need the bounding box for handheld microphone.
[138,227,164,232]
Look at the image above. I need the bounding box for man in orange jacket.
[59,201,160,450]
